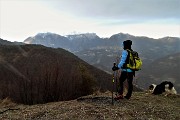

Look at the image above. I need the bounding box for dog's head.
[148,84,156,93]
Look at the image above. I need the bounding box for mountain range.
[23,32,180,92]
[24,32,180,67]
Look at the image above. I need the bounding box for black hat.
[123,40,132,49]
[123,40,132,47]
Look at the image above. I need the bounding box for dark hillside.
[0,45,112,104]
[0,44,141,105]
[0,38,24,45]
[0,38,13,45]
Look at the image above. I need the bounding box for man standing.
[112,40,134,100]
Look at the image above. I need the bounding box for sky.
[0,0,180,42]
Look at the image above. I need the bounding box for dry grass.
[0,92,179,120]
[0,97,16,107]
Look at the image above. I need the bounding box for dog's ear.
[148,84,157,94]
[149,84,154,90]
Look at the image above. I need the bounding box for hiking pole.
[115,56,120,96]
[112,62,116,105]
[115,68,118,96]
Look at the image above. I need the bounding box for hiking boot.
[124,96,130,100]
[114,95,123,100]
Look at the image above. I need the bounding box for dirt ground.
[0,92,179,120]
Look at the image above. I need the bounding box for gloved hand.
[112,66,119,71]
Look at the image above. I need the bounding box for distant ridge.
[0,38,24,45]
[23,32,180,69]
[23,32,180,54]
[23,32,180,93]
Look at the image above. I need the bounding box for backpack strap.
[125,50,130,64]
[125,49,133,64]
[125,49,136,76]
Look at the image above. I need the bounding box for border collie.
[149,81,177,95]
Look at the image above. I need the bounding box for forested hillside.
[0,44,112,104]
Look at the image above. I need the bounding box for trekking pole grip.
[113,62,116,67]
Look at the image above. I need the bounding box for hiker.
[112,40,135,100]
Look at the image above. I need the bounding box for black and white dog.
[149,81,177,95]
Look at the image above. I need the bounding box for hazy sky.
[0,0,180,42]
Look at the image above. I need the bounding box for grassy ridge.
[0,92,179,120]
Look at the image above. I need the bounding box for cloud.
[44,0,180,20]
[0,0,179,41]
